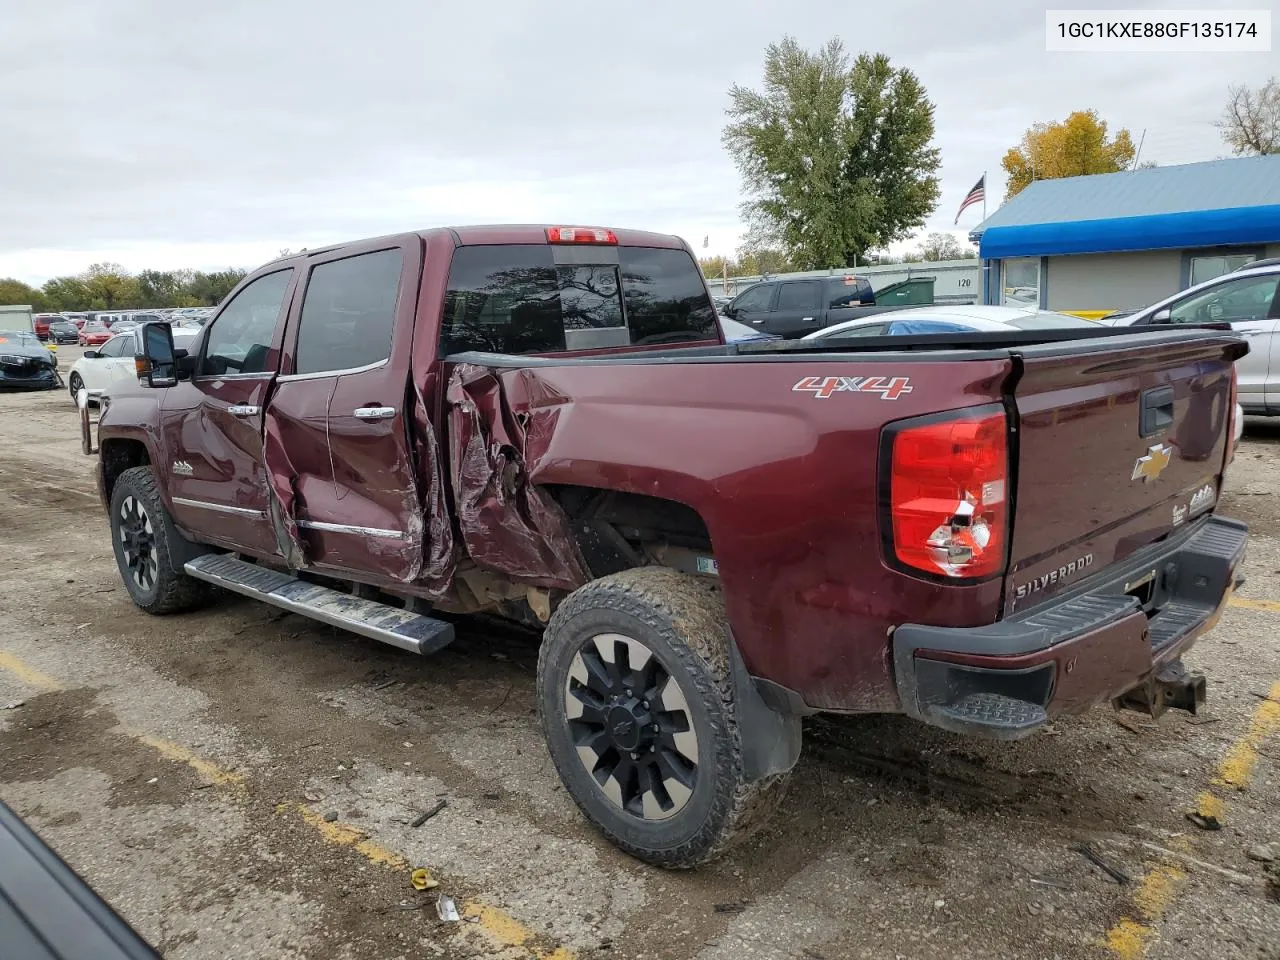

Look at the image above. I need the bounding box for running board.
[184,554,454,655]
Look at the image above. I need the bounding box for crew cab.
[81,225,1247,868]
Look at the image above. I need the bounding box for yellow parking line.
[1105,678,1280,958]
[1227,597,1280,613]
[134,734,247,790]
[280,803,573,959]
[0,651,63,692]
[0,651,572,956]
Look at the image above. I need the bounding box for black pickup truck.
[721,274,929,338]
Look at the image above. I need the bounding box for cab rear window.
[441,244,717,356]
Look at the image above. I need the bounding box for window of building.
[1001,258,1040,307]
[1189,253,1259,287]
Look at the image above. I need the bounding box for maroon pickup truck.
[80,225,1247,867]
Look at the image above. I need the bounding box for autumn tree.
[1217,77,1279,156]
[1001,110,1137,200]
[724,37,941,270]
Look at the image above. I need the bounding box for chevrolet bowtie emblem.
[1132,443,1173,482]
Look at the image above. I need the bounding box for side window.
[98,336,127,358]
[294,249,404,376]
[887,319,970,335]
[731,283,774,313]
[200,270,292,377]
[1167,274,1280,324]
[776,282,821,311]
[827,277,873,308]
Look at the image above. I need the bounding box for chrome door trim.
[277,358,388,383]
[171,497,266,518]
[298,519,404,539]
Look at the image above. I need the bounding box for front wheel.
[109,466,209,614]
[537,567,789,868]
[68,372,84,401]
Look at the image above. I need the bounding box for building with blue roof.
[969,155,1280,317]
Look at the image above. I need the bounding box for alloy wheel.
[118,496,159,592]
[565,633,700,821]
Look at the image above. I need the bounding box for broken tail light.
[546,226,618,245]
[885,406,1009,580]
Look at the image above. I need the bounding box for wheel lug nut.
[624,688,633,697]
[630,752,638,760]
[651,723,660,732]
[642,701,649,709]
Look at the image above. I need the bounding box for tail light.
[546,226,618,245]
[886,407,1009,579]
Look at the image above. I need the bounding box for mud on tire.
[537,567,790,868]
[109,466,210,615]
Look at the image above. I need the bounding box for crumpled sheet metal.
[262,413,308,570]
[410,377,458,594]
[445,363,590,591]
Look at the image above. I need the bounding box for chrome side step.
[184,554,454,655]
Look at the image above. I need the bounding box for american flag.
[954,175,985,225]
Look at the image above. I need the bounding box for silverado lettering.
[80,223,1248,869]
[1014,554,1095,600]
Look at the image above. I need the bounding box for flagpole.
[982,170,987,221]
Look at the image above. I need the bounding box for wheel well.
[101,440,151,503]
[547,485,716,579]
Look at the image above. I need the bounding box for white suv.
[1104,259,1280,417]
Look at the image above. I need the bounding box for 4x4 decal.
[791,375,913,400]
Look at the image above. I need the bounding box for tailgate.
[1005,332,1243,615]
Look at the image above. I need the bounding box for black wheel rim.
[565,633,699,821]
[117,495,158,592]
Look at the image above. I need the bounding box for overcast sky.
[0,0,1274,284]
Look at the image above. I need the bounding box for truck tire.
[108,466,209,615]
[537,567,789,868]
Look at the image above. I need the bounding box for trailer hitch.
[1114,658,1207,719]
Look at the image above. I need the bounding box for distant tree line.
[699,231,974,281]
[0,263,248,313]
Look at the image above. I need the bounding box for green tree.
[916,232,976,261]
[0,278,47,311]
[41,276,93,311]
[80,263,142,309]
[1001,110,1137,201]
[1217,77,1280,156]
[723,38,941,270]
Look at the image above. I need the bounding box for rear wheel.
[109,466,209,614]
[537,567,789,868]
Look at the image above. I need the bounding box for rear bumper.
[892,514,1247,739]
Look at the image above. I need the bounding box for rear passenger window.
[827,277,873,308]
[440,245,717,356]
[776,282,820,310]
[294,250,403,376]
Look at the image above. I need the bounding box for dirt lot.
[2,348,1278,960]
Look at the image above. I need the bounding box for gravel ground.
[1,348,1277,959]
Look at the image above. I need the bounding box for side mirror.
[82,350,99,359]
[135,322,177,387]
[1151,308,1172,324]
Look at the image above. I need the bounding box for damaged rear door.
[265,239,426,581]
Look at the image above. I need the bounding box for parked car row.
[30,307,215,341]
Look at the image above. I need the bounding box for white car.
[1098,259,1280,418]
[804,304,1246,445]
[67,329,199,404]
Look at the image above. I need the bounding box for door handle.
[354,406,396,420]
[802,316,815,322]
[228,405,260,417]
[751,319,764,324]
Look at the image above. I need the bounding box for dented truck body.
[94,224,1248,737]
